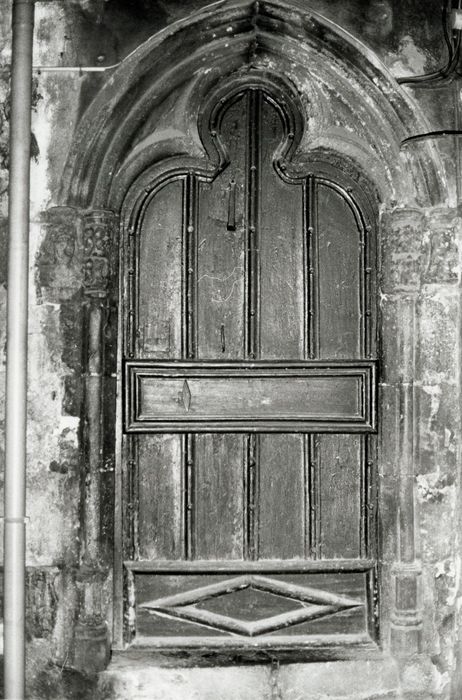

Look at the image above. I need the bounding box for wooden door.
[121,75,378,657]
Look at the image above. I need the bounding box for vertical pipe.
[4,1,35,698]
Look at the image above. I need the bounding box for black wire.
[442,1,455,63]
[401,30,462,88]
[397,0,460,86]
[401,129,462,147]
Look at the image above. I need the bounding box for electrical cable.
[401,129,462,146]
[399,3,462,148]
[397,0,461,87]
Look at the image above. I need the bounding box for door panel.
[197,95,246,361]
[194,433,244,560]
[134,572,368,641]
[316,434,364,559]
[138,180,183,360]
[258,434,306,560]
[316,182,364,360]
[137,434,183,560]
[122,78,378,653]
[259,98,305,361]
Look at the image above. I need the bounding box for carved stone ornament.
[83,210,117,297]
[38,206,82,301]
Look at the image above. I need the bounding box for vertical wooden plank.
[194,434,244,560]
[137,179,184,359]
[136,179,185,561]
[197,95,246,359]
[317,434,363,559]
[316,182,363,360]
[258,434,305,559]
[137,434,183,560]
[259,96,304,360]
[256,95,306,559]
[194,96,248,561]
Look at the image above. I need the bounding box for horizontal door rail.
[124,360,377,433]
[124,558,376,573]
[130,633,378,654]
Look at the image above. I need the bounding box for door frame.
[55,0,448,666]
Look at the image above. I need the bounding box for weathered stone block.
[416,383,458,478]
[380,208,426,293]
[26,567,59,640]
[49,426,80,475]
[422,208,460,285]
[98,658,272,700]
[416,290,459,384]
[278,658,399,698]
[416,477,457,563]
[97,656,400,700]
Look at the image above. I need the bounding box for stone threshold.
[97,650,400,700]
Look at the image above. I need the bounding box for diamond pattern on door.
[141,575,363,637]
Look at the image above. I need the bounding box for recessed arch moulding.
[60,0,446,212]
[51,0,458,672]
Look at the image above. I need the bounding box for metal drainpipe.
[4,1,34,698]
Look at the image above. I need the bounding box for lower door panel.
[127,567,376,648]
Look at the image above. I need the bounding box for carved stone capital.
[82,210,118,298]
[381,207,426,293]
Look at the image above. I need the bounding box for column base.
[390,621,422,657]
[74,620,110,675]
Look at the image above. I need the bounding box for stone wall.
[1,1,462,697]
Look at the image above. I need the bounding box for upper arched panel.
[127,79,376,364]
[59,0,446,210]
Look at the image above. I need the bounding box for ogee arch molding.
[59,0,446,213]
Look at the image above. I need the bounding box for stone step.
[97,652,400,700]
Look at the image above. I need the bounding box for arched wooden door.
[121,75,378,657]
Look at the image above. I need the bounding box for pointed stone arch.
[60,0,446,213]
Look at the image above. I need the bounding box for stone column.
[381,207,425,656]
[74,209,118,674]
[416,208,461,673]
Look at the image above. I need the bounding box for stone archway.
[50,0,453,679]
